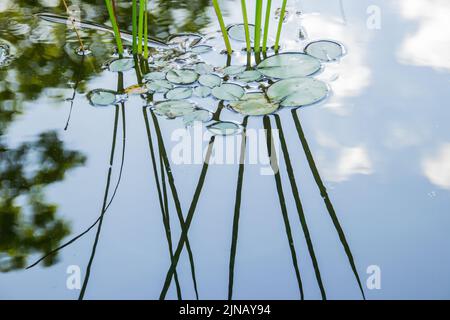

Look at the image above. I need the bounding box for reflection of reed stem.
[263,116,304,299]
[228,116,249,300]
[274,114,326,299]
[291,109,365,299]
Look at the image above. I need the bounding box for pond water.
[1,0,450,300]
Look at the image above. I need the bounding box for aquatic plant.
[240,0,251,53]
[212,0,233,55]
[262,0,272,53]
[104,0,124,54]
[254,0,263,54]
[274,0,288,52]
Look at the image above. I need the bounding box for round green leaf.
[257,53,321,79]
[191,45,213,54]
[227,24,256,43]
[207,121,242,136]
[267,77,329,107]
[167,33,203,49]
[211,83,245,101]
[223,65,246,76]
[236,70,262,82]
[230,93,279,116]
[146,80,173,93]
[193,86,212,98]
[194,62,214,75]
[166,69,199,85]
[165,87,193,100]
[198,74,222,88]
[153,100,196,119]
[304,40,344,62]
[107,57,135,72]
[144,71,166,81]
[183,109,213,126]
[87,89,120,107]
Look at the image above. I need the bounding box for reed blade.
[262,0,272,53]
[105,0,124,54]
[274,0,287,52]
[240,0,251,53]
[212,0,233,55]
[254,0,263,53]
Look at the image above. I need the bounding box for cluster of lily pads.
[87,24,345,135]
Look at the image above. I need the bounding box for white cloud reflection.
[396,0,450,72]
[422,144,450,190]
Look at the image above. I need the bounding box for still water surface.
[1,0,450,299]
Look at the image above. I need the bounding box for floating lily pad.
[198,74,222,88]
[304,40,344,62]
[107,57,135,72]
[223,65,247,76]
[165,87,193,100]
[183,109,213,126]
[227,24,256,42]
[87,89,121,107]
[193,86,212,98]
[267,77,329,107]
[236,70,262,82]
[257,53,321,79]
[191,45,213,54]
[230,93,279,116]
[211,83,245,101]
[146,80,173,93]
[207,121,242,136]
[144,71,166,81]
[194,62,214,75]
[167,33,203,50]
[166,69,199,85]
[153,100,196,119]
[125,84,148,95]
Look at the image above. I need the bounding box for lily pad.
[144,71,166,81]
[153,100,196,119]
[183,109,213,126]
[166,69,199,85]
[167,33,203,50]
[230,93,279,116]
[236,70,262,82]
[211,83,245,101]
[227,24,256,42]
[107,57,135,72]
[223,65,247,76]
[193,86,212,98]
[165,87,193,100]
[304,40,344,62]
[267,77,329,107]
[198,74,222,88]
[191,45,213,54]
[207,121,242,136]
[87,89,121,107]
[194,62,214,75]
[257,53,321,79]
[146,80,173,93]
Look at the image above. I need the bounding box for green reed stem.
[262,0,272,52]
[144,0,149,58]
[274,0,287,52]
[132,0,137,53]
[212,0,232,55]
[254,0,263,53]
[240,0,251,53]
[105,0,124,54]
[138,0,145,54]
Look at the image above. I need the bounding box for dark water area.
[1,0,450,300]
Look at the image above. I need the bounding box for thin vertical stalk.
[228,116,249,300]
[254,0,263,54]
[263,116,304,299]
[132,0,138,53]
[262,0,272,52]
[105,0,124,54]
[138,0,145,54]
[240,0,251,53]
[143,0,149,59]
[274,114,326,299]
[291,109,366,300]
[212,0,233,55]
[274,0,287,52]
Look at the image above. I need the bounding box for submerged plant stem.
[274,0,287,52]
[212,0,233,55]
[262,0,272,52]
